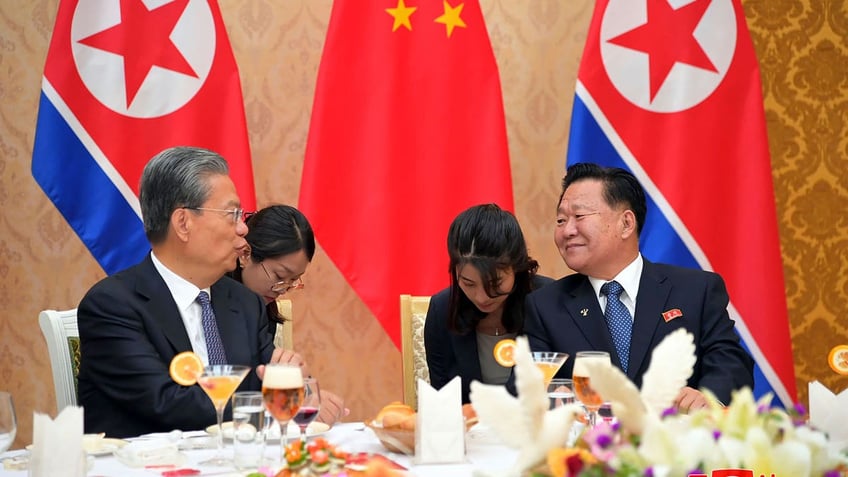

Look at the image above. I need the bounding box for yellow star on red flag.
[386,0,417,32]
[435,0,466,38]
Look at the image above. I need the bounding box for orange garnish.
[169,351,203,386]
[828,345,848,375]
[493,338,517,367]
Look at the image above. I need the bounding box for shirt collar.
[588,253,643,302]
[150,252,209,312]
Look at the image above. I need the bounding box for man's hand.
[674,386,709,413]
[256,349,309,380]
[316,390,349,426]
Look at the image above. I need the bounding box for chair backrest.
[273,299,294,350]
[38,309,80,412]
[400,294,431,408]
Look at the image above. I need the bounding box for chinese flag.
[300,0,514,347]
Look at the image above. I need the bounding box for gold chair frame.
[400,294,431,408]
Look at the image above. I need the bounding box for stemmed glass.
[262,364,305,462]
[572,351,610,429]
[0,392,16,453]
[532,351,569,387]
[292,377,321,442]
[197,365,251,466]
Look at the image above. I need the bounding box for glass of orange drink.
[531,351,569,387]
[572,351,610,429]
[197,364,251,466]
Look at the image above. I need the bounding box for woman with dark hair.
[227,204,347,424]
[230,204,315,327]
[424,203,552,403]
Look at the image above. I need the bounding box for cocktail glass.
[532,351,569,387]
[197,364,251,466]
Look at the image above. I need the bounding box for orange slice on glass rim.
[827,345,848,375]
[170,351,203,386]
[493,339,517,367]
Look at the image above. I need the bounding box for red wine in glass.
[295,377,321,441]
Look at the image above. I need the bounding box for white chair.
[274,299,294,350]
[400,294,431,408]
[38,309,80,412]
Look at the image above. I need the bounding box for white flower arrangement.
[543,388,848,477]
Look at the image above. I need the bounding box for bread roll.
[376,401,415,429]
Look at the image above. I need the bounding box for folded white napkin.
[808,381,848,451]
[415,376,465,464]
[30,407,85,477]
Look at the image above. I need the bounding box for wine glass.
[197,364,251,466]
[572,351,610,429]
[293,377,321,442]
[532,351,569,387]
[262,364,304,462]
[0,392,16,453]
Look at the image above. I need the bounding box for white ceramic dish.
[25,436,128,457]
[205,421,329,441]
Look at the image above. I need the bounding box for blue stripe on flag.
[32,92,148,275]
[566,95,782,406]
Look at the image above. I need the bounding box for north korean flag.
[566,0,797,406]
[32,0,254,275]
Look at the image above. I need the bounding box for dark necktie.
[601,281,632,373]
[196,291,228,365]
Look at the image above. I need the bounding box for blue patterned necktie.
[601,281,632,373]
[196,291,228,365]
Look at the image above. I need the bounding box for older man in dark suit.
[525,163,753,411]
[78,147,301,437]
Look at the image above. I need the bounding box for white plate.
[26,437,128,457]
[205,421,329,441]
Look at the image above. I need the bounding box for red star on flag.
[607,0,717,102]
[78,0,197,108]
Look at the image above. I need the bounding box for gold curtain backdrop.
[0,0,846,448]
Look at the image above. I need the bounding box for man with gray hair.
[78,146,299,437]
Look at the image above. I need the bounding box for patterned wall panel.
[0,0,845,448]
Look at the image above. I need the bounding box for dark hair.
[446,204,539,334]
[228,205,315,324]
[139,146,229,244]
[560,163,647,235]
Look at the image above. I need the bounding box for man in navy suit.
[524,163,753,411]
[78,147,303,437]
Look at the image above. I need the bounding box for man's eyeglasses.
[184,207,245,225]
[260,261,305,294]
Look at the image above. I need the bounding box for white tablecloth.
[0,423,518,477]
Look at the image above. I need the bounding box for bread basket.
[366,420,416,454]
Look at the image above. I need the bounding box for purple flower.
[712,429,722,440]
[644,467,655,477]
[757,403,770,414]
[793,402,807,416]
[823,470,841,477]
[661,407,677,418]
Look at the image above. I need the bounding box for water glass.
[0,392,16,453]
[232,391,266,470]
[547,378,575,409]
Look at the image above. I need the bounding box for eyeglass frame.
[183,206,245,225]
[260,261,305,294]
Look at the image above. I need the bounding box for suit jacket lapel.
[135,255,193,354]
[210,280,251,366]
[628,261,669,379]
[565,278,615,351]
[453,331,482,382]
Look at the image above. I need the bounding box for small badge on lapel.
[580,308,589,317]
[662,308,683,322]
